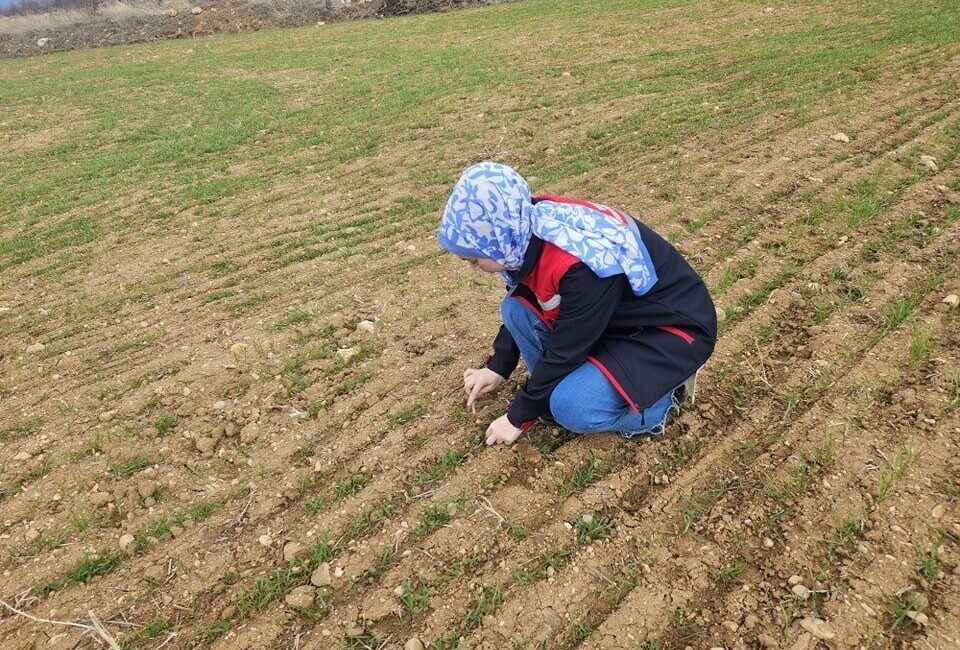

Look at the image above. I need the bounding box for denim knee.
[500,297,527,334]
[550,383,595,433]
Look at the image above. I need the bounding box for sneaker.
[676,367,702,405]
[537,413,559,427]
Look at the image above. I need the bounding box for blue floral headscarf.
[437,162,658,296]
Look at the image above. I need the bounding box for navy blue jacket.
[486,218,717,428]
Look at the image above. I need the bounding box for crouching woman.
[437,162,716,446]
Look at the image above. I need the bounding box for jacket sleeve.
[485,324,520,379]
[506,264,625,427]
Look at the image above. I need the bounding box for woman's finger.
[467,381,483,407]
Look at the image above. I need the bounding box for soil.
[0,0,492,58]
[1,2,960,650]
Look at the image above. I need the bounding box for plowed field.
[2,1,959,648]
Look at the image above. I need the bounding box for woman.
[437,162,716,446]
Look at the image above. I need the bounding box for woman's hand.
[485,414,522,446]
[463,367,505,409]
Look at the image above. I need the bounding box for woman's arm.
[505,265,625,427]
[486,324,520,379]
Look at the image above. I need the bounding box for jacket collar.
[507,236,544,286]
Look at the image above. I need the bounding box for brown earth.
[2,2,960,650]
[0,0,489,57]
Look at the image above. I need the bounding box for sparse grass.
[413,503,455,537]
[715,561,745,585]
[0,418,41,443]
[399,583,434,615]
[574,514,613,545]
[908,323,935,367]
[918,550,939,581]
[558,452,617,498]
[202,619,231,643]
[109,455,153,476]
[681,482,731,534]
[464,583,503,629]
[889,593,928,628]
[335,473,370,498]
[411,450,468,485]
[154,414,178,435]
[876,446,919,504]
[35,552,122,597]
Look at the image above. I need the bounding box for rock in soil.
[240,422,260,443]
[13,451,32,462]
[791,584,811,599]
[26,342,46,354]
[119,533,135,552]
[831,132,850,143]
[404,639,425,650]
[356,320,376,334]
[195,437,216,454]
[918,154,938,171]
[89,492,113,506]
[191,6,203,15]
[337,347,358,361]
[283,541,305,563]
[311,562,332,587]
[942,294,959,308]
[932,503,947,519]
[757,633,778,648]
[799,617,835,640]
[285,585,316,608]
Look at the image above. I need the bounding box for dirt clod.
[283,541,305,563]
[195,437,216,454]
[12,451,32,462]
[285,585,316,608]
[25,342,45,354]
[757,633,778,648]
[119,533,135,552]
[357,320,376,334]
[799,617,835,640]
[918,155,938,171]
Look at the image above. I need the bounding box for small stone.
[26,342,46,354]
[337,347,357,361]
[743,614,760,630]
[356,320,376,334]
[25,528,40,543]
[562,71,571,77]
[394,584,406,598]
[136,481,156,498]
[763,537,774,549]
[311,562,331,587]
[792,584,811,599]
[119,533,135,552]
[283,541,305,563]
[98,410,116,422]
[195,437,216,454]
[722,620,739,632]
[906,610,929,625]
[918,155,938,172]
[831,132,850,143]
[13,451,32,462]
[757,633,778,649]
[36,38,49,47]
[932,503,946,519]
[799,617,835,640]
[229,342,248,355]
[284,585,315,608]
[942,294,959,308]
[258,534,272,547]
[404,639,425,650]
[334,566,344,577]
[191,6,202,14]
[581,513,594,525]
[788,575,804,586]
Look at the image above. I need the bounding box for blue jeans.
[501,297,678,437]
